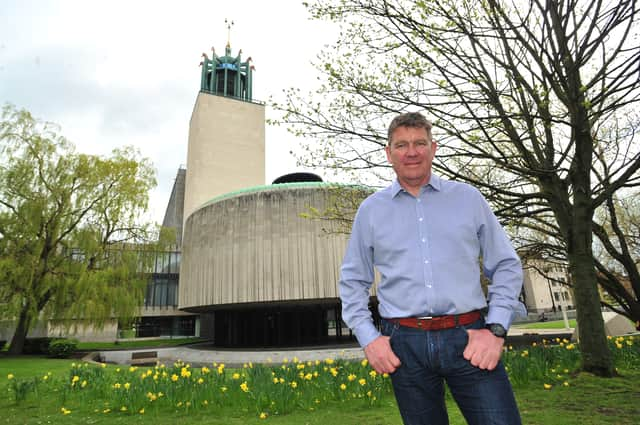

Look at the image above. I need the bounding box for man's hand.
[463,328,505,370]
[364,336,401,374]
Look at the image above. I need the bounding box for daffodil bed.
[1,335,638,424]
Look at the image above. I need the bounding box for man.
[339,112,525,425]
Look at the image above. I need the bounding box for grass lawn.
[1,355,638,424]
[76,337,206,351]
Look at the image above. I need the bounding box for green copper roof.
[197,182,372,210]
[200,43,254,101]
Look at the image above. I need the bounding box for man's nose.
[406,144,419,155]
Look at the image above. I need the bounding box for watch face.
[488,323,507,338]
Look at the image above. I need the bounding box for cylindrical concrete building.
[180,182,360,347]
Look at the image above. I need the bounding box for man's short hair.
[387,112,432,145]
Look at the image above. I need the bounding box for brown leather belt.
[388,310,481,331]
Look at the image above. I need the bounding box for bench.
[130,351,158,366]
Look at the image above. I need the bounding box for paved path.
[96,327,575,367]
[98,344,365,367]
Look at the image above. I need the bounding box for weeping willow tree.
[274,0,640,376]
[0,105,161,354]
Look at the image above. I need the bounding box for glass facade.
[144,250,181,308]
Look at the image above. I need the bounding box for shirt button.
[422,238,426,243]
[419,217,423,221]
[426,285,432,288]
[424,260,429,264]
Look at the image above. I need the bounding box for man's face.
[385,126,437,190]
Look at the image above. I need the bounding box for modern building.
[521,259,574,314]
[153,41,358,347]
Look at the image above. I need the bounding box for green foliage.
[0,104,161,354]
[7,376,39,403]
[48,339,78,358]
[299,184,373,234]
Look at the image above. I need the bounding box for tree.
[593,192,640,317]
[274,0,640,376]
[0,105,159,354]
[300,184,374,234]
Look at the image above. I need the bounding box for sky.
[0,0,336,223]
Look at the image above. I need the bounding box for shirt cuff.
[486,303,527,330]
[353,321,381,348]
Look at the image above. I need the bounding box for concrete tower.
[183,40,265,229]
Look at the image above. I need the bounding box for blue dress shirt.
[339,174,526,348]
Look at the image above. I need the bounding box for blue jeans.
[381,318,521,425]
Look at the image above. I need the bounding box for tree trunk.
[7,307,31,355]
[568,251,615,376]
[567,115,615,376]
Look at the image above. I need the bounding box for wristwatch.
[485,323,507,338]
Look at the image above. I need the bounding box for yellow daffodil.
[259,412,268,419]
[543,383,552,389]
[340,383,347,390]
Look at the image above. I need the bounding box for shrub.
[48,338,78,358]
[23,337,54,354]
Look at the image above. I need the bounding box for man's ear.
[385,145,392,163]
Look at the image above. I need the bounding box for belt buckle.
[416,316,433,328]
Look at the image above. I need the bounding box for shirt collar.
[391,174,442,198]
